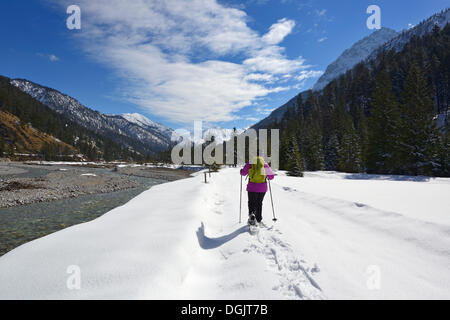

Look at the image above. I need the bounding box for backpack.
[249,156,266,183]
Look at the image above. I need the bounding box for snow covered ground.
[0,168,449,299]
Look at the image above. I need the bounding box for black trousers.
[248,192,266,222]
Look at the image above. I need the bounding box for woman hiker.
[240,156,275,226]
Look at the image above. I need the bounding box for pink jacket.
[240,162,275,193]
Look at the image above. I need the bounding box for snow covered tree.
[367,71,403,174]
[303,120,325,171]
[286,136,304,177]
[435,121,450,177]
[337,118,362,173]
[324,133,339,170]
[399,63,440,176]
[278,132,291,170]
[356,107,369,170]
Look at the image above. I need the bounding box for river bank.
[0,161,196,256]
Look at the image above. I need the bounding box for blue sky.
[1,0,448,131]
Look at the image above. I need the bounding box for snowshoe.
[248,214,256,226]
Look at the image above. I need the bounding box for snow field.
[0,168,449,299]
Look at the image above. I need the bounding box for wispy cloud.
[255,106,276,115]
[37,53,60,62]
[315,9,327,16]
[317,37,327,42]
[245,0,270,5]
[56,0,321,124]
[297,70,323,81]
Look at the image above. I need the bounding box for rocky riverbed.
[0,162,194,208]
[115,165,194,181]
[0,165,139,208]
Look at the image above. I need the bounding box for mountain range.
[2,8,448,162]
[10,79,174,156]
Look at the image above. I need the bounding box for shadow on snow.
[196,222,248,249]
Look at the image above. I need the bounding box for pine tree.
[436,121,450,177]
[367,71,403,174]
[337,118,362,173]
[286,136,304,177]
[278,133,290,170]
[304,122,325,170]
[399,63,440,176]
[356,108,369,170]
[296,93,305,122]
[324,133,339,170]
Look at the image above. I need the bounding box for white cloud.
[244,73,276,82]
[243,46,310,74]
[57,0,321,124]
[317,37,327,42]
[262,18,295,45]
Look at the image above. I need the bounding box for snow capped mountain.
[252,9,449,130]
[312,27,398,91]
[121,113,173,140]
[10,79,174,154]
[122,113,159,128]
[366,8,450,62]
[254,28,399,128]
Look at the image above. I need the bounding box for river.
[0,164,168,256]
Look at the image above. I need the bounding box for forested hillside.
[0,76,140,161]
[266,24,449,177]
[0,110,76,159]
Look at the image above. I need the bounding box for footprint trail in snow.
[243,223,324,299]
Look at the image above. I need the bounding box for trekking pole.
[239,174,243,223]
[268,179,277,222]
